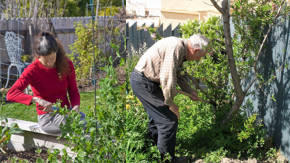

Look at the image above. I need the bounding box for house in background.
[160,0,220,27]
[126,0,162,27]
[126,0,222,28]
[126,0,290,28]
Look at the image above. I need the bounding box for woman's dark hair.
[34,31,70,78]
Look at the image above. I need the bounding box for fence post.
[157,24,163,37]
[129,22,137,51]
[139,24,145,49]
[172,24,181,37]
[163,24,172,38]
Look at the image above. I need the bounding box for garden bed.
[0,147,50,162]
[0,151,287,163]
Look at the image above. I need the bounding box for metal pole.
[90,0,97,116]
[95,0,99,18]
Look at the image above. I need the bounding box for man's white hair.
[188,34,209,50]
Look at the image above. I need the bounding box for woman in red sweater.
[7,31,82,134]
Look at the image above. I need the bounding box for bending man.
[130,34,210,161]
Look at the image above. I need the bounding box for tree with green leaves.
[204,0,290,123]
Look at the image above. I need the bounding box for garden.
[1,0,290,162]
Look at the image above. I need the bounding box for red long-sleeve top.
[6,59,80,115]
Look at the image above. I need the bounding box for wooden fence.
[245,14,290,159]
[0,16,120,61]
[0,16,125,86]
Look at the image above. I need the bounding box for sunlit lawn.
[0,91,95,122]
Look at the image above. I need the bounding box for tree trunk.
[221,0,244,99]
[223,96,245,123]
[209,0,246,123]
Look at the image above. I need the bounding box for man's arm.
[177,72,201,101]
[160,44,181,106]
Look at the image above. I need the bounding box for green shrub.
[69,21,98,86]
[119,17,277,161]
[177,16,276,160]
[47,57,126,162]
[69,20,124,87]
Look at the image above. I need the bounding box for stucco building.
[126,0,222,28]
[126,0,290,28]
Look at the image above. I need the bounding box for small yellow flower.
[126,104,131,109]
[126,95,134,100]
[137,99,142,106]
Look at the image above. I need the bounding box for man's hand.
[32,97,53,112]
[71,105,80,112]
[177,90,201,102]
[190,91,201,101]
[169,103,179,119]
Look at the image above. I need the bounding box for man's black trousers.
[130,70,178,157]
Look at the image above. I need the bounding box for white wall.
[126,0,161,17]
[146,0,161,16]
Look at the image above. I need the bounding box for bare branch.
[6,0,10,18]
[24,0,28,17]
[12,0,15,17]
[56,0,59,16]
[223,98,244,124]
[32,0,39,20]
[210,0,224,14]
[16,0,19,17]
[96,0,100,17]
[61,0,67,17]
[244,76,257,94]
[203,1,214,7]
[28,0,33,17]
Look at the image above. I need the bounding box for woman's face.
[47,52,57,63]
[38,52,57,67]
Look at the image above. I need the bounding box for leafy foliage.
[60,0,89,17]
[0,91,23,154]
[111,15,280,162]
[47,57,126,162]
[69,21,98,86]
[69,12,124,87]
[1,0,68,18]
[0,120,22,152]
[173,16,276,161]
[0,0,123,18]
[180,17,232,121]
[231,0,289,80]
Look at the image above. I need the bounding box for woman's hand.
[72,105,80,112]
[32,97,53,112]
